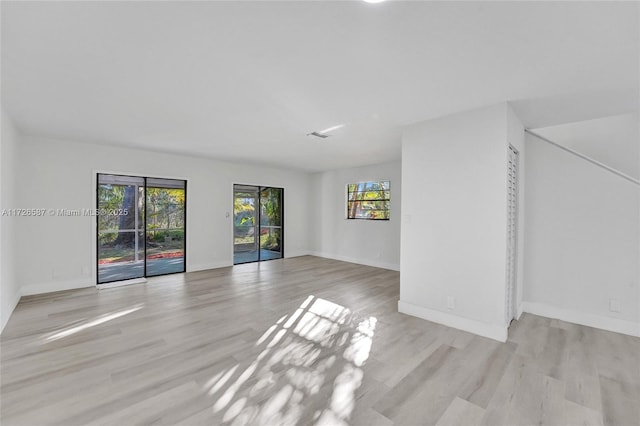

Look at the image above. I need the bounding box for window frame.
[345,180,390,221]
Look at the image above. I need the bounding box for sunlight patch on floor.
[201,295,377,425]
[39,304,144,344]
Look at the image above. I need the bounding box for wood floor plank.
[480,354,529,426]
[374,344,457,420]
[1,256,638,426]
[435,397,485,426]
[504,368,565,426]
[599,375,640,426]
[565,372,602,412]
[457,340,515,408]
[564,400,604,426]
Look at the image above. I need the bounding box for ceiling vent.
[307,131,330,139]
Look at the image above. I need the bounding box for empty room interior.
[1,1,639,425]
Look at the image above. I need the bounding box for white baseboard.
[521,301,640,337]
[284,250,312,259]
[309,251,400,271]
[97,277,147,289]
[398,300,508,342]
[187,261,232,272]
[21,277,94,296]
[189,252,312,273]
[1,289,22,334]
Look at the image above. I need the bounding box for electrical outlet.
[446,296,455,310]
[609,299,621,313]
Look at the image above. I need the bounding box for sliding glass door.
[146,178,186,277]
[97,175,145,283]
[233,184,283,264]
[259,187,283,261]
[97,174,186,284]
[233,185,259,264]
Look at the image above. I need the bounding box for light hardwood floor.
[1,256,639,425]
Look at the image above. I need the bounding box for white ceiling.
[2,1,638,172]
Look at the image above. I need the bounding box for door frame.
[232,183,284,265]
[94,172,188,285]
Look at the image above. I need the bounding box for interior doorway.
[233,184,283,264]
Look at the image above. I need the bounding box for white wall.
[523,133,640,336]
[14,135,312,295]
[533,112,639,180]
[309,161,401,271]
[1,109,22,332]
[400,103,519,342]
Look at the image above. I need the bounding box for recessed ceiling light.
[319,124,345,134]
[363,0,386,3]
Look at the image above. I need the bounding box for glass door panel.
[234,185,259,264]
[97,174,145,284]
[146,178,186,277]
[260,187,283,261]
[233,184,283,265]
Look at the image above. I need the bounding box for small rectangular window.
[347,181,390,220]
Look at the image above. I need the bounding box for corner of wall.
[188,261,233,273]
[1,290,22,334]
[398,300,508,342]
[521,301,640,338]
[0,108,23,334]
[310,251,400,272]
[311,161,402,270]
[20,278,94,297]
[516,302,524,320]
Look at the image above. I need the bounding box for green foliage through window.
[347,181,390,220]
